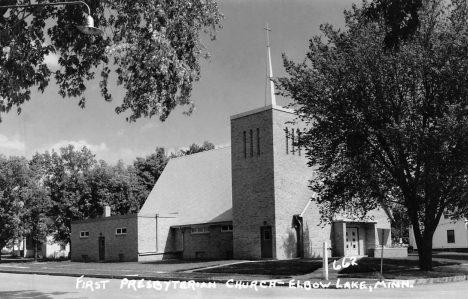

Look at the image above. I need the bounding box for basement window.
[80,231,89,238]
[221,225,233,232]
[116,227,127,235]
[191,227,210,234]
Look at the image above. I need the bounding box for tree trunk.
[33,239,37,262]
[68,239,72,260]
[417,236,433,271]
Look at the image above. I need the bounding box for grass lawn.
[196,258,339,276]
[340,265,468,280]
[338,257,459,275]
[338,254,468,280]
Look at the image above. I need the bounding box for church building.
[71,33,391,262]
[71,104,391,262]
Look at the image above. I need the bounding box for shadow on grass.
[0,257,35,264]
[195,259,339,276]
[432,253,468,261]
[0,258,70,264]
[0,290,71,299]
[140,259,231,265]
[340,265,468,280]
[338,257,459,275]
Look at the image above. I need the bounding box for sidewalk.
[1,256,467,289]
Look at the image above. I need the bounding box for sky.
[0,0,358,165]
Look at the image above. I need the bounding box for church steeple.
[264,24,276,106]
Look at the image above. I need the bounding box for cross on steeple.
[263,24,276,106]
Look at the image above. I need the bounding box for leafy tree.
[0,0,223,123]
[87,159,142,216]
[364,0,423,50]
[133,147,169,205]
[37,145,96,246]
[22,154,52,261]
[0,155,40,262]
[390,205,410,241]
[277,0,468,271]
[182,141,215,155]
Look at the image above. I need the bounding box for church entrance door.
[345,227,359,256]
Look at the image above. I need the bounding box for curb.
[412,275,468,285]
[0,269,467,289]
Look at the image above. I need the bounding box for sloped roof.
[139,147,232,225]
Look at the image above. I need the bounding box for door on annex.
[98,236,105,261]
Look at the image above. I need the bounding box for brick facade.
[71,214,138,262]
[231,106,277,259]
[181,224,233,259]
[231,105,390,259]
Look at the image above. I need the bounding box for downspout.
[178,227,185,254]
[155,214,159,253]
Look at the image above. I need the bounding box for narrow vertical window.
[292,129,295,155]
[250,130,253,157]
[257,128,260,155]
[297,129,301,156]
[243,131,247,158]
[447,230,455,243]
[286,127,289,154]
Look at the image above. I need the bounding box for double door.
[345,227,359,256]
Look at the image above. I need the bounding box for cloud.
[37,140,154,165]
[0,134,26,151]
[216,142,231,149]
[44,52,60,69]
[100,147,150,165]
[140,122,160,131]
[116,129,126,136]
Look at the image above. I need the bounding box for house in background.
[409,216,468,251]
[71,104,392,262]
[9,235,69,259]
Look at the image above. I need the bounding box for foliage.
[133,147,169,203]
[0,154,51,261]
[391,204,410,239]
[364,0,423,50]
[1,140,217,247]
[86,159,142,216]
[36,145,96,244]
[277,0,468,271]
[0,0,223,123]
[0,155,29,252]
[170,140,215,157]
[182,141,215,155]
[36,145,143,244]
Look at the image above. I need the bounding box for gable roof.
[139,147,232,225]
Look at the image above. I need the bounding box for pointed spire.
[263,24,276,106]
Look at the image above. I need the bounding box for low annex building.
[71,105,391,262]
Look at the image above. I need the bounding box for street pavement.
[0,273,467,299]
